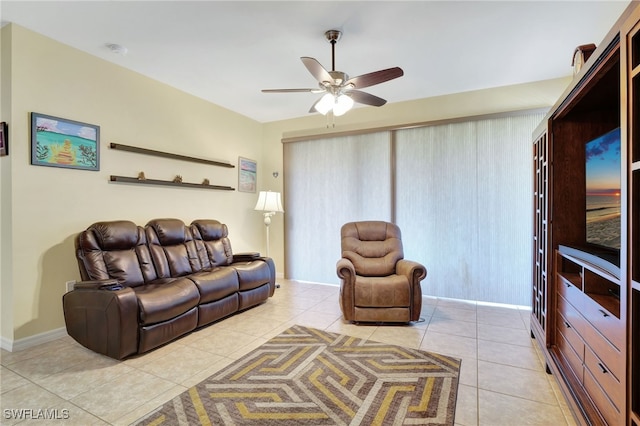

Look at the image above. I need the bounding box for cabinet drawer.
[584,366,621,426]
[556,310,584,361]
[557,294,587,336]
[581,321,623,381]
[556,330,583,383]
[584,345,623,411]
[557,274,584,312]
[581,295,624,350]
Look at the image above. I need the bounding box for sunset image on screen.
[585,128,621,249]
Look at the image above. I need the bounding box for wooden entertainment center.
[531,2,639,425]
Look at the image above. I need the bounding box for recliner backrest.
[146,218,203,278]
[340,221,404,277]
[75,220,156,287]
[191,219,234,268]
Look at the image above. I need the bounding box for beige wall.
[1,23,571,347]
[1,25,13,341]
[0,25,265,344]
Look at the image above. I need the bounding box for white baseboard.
[0,327,68,353]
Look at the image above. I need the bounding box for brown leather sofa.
[336,221,426,323]
[63,218,275,359]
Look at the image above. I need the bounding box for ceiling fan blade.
[262,88,317,93]
[301,57,334,84]
[348,90,387,107]
[345,67,404,90]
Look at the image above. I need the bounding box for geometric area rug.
[133,325,461,426]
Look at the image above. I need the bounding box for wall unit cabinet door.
[531,127,551,349]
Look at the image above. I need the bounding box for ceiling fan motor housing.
[328,71,348,85]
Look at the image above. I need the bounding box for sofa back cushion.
[146,218,203,278]
[191,219,234,268]
[75,220,155,287]
[340,221,404,277]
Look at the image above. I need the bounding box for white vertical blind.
[474,114,544,304]
[283,111,544,306]
[395,122,480,301]
[284,133,392,284]
[395,113,544,305]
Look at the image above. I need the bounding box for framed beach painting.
[238,156,257,192]
[31,113,100,171]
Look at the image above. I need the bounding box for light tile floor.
[0,280,577,425]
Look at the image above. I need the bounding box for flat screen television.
[585,127,621,251]
[563,127,622,278]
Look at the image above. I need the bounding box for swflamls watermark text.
[3,408,70,420]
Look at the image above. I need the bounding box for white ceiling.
[1,1,631,123]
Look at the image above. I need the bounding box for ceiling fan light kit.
[314,93,354,116]
[262,29,403,118]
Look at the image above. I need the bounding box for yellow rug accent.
[134,325,461,425]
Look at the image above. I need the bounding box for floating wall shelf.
[110,175,234,191]
[109,143,235,168]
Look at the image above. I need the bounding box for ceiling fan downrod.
[325,30,341,72]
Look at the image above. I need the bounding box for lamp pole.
[262,211,275,257]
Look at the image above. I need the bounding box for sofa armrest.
[72,279,121,291]
[230,254,277,296]
[232,252,261,262]
[63,285,139,359]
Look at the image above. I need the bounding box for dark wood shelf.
[110,175,234,191]
[109,143,235,168]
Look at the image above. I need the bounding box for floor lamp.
[254,191,284,258]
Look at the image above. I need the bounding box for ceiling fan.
[262,30,404,116]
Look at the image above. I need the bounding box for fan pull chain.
[325,111,336,128]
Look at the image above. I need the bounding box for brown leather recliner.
[336,221,427,323]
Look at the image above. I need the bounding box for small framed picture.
[238,157,257,193]
[0,122,7,156]
[31,112,100,171]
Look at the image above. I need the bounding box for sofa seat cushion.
[232,261,271,291]
[354,275,410,308]
[135,278,200,325]
[188,268,239,304]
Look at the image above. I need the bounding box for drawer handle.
[563,321,571,329]
[598,362,608,374]
[598,309,610,318]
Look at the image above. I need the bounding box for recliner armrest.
[336,258,356,280]
[396,259,427,283]
[72,279,121,290]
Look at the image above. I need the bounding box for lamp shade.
[254,191,284,213]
